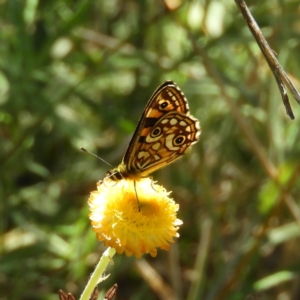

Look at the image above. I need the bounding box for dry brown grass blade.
[135,259,177,300]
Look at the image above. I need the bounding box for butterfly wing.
[129,112,200,176]
[121,81,200,176]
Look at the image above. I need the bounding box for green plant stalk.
[80,247,116,300]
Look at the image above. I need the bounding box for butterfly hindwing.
[128,112,200,176]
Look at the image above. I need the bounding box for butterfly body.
[107,81,201,181]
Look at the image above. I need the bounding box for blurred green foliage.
[1,0,300,299]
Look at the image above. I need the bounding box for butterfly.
[107,81,201,181]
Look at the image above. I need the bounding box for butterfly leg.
[148,176,160,192]
[133,180,141,212]
[103,177,118,187]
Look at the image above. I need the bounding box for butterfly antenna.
[80,147,113,167]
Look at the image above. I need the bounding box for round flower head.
[88,177,183,258]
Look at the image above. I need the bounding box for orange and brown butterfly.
[107,81,201,180]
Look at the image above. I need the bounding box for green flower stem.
[80,247,116,300]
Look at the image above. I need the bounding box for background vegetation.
[1,0,300,299]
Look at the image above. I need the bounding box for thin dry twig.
[135,259,177,300]
[234,0,300,120]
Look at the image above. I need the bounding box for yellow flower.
[88,177,182,258]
